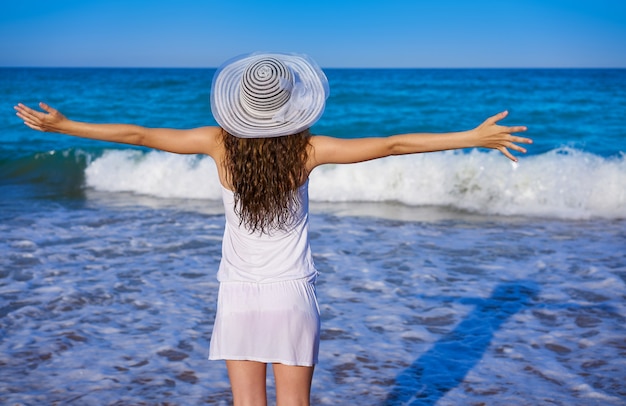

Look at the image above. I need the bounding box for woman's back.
[218,179,317,284]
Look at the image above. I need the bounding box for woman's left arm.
[15,102,221,156]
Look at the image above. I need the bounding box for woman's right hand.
[470,110,531,162]
[15,102,68,133]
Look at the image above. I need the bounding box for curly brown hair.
[221,129,311,233]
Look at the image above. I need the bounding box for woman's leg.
[272,363,315,406]
[226,360,268,406]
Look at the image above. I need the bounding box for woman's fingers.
[15,104,39,121]
[476,112,531,161]
[485,110,509,125]
[505,125,528,134]
[511,135,533,145]
[39,102,58,115]
[507,141,527,154]
[16,102,54,118]
[14,106,29,122]
[16,109,43,130]
[15,104,38,123]
[23,121,43,131]
[498,146,517,162]
[15,103,52,131]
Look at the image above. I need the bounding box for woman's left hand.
[14,102,69,133]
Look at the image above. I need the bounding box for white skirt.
[209,278,320,366]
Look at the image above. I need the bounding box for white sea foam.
[85,150,222,200]
[85,148,626,219]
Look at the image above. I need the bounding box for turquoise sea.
[1,68,625,405]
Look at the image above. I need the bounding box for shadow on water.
[384,281,539,405]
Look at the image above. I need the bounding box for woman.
[15,52,530,406]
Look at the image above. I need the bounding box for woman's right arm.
[14,102,222,156]
[308,111,531,171]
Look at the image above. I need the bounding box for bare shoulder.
[138,125,224,157]
[196,126,224,156]
[189,125,222,140]
[308,134,349,153]
[168,125,223,156]
[308,134,391,168]
[307,135,336,169]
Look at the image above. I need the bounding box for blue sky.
[1,0,625,68]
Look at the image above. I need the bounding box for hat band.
[272,73,312,123]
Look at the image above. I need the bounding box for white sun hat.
[211,52,329,138]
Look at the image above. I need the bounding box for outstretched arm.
[308,111,531,170]
[14,102,221,156]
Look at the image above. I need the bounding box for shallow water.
[2,67,625,404]
[1,194,624,405]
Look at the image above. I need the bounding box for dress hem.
[208,355,317,367]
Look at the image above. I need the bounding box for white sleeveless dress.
[208,180,320,366]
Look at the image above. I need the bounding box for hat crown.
[240,57,293,118]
